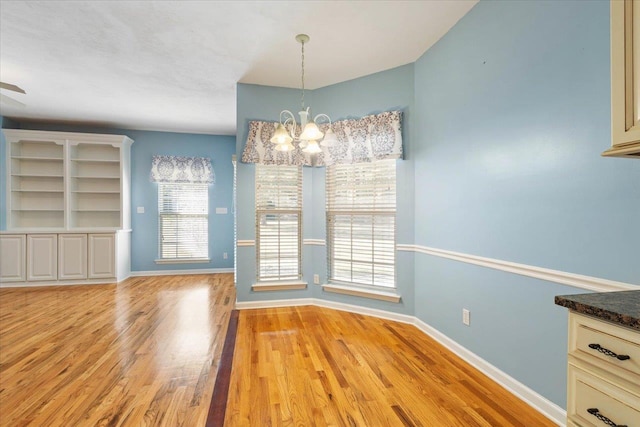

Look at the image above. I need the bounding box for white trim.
[130,268,233,277]
[233,297,565,425]
[413,319,565,426]
[235,298,315,310]
[154,258,210,265]
[315,298,414,324]
[237,240,255,247]
[397,244,637,293]
[322,284,401,303]
[303,239,326,246]
[0,278,118,288]
[252,281,308,292]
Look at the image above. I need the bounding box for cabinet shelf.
[12,208,64,212]
[12,173,64,178]
[12,189,64,193]
[73,209,120,212]
[71,158,120,163]
[72,190,120,194]
[11,156,63,161]
[71,175,120,179]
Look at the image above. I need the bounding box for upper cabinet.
[604,0,640,158]
[3,129,133,231]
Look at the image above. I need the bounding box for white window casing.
[326,159,396,289]
[255,165,302,282]
[158,183,209,262]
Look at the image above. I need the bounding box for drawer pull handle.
[587,408,627,427]
[588,343,631,361]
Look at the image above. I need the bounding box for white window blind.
[255,165,302,281]
[158,183,208,260]
[326,159,396,288]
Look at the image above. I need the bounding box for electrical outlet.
[313,274,320,284]
[223,252,228,259]
[462,309,470,326]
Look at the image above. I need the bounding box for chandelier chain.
[301,39,305,109]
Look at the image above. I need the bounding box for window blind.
[255,165,302,281]
[158,183,208,260]
[326,159,396,288]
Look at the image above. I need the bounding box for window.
[158,183,208,261]
[326,159,396,288]
[255,164,302,281]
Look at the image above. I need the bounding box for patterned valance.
[241,110,403,166]
[150,155,215,184]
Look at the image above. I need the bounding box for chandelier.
[270,34,337,154]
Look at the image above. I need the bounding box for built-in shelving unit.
[1,130,134,287]
[3,130,133,231]
[69,142,122,229]
[9,138,65,229]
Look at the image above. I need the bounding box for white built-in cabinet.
[566,312,640,426]
[88,234,115,278]
[0,234,26,282]
[58,234,88,280]
[1,129,133,287]
[26,234,58,281]
[604,0,640,157]
[0,231,129,285]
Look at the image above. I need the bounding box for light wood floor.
[1,274,556,426]
[0,274,235,427]
[225,306,556,427]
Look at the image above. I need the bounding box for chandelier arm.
[282,114,299,139]
[313,113,332,127]
[279,110,296,124]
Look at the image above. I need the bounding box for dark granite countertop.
[555,290,640,331]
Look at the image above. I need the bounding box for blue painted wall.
[236,64,415,314]
[413,0,639,407]
[0,120,235,272]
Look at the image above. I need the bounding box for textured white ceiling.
[0,1,477,135]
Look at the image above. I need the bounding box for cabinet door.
[0,235,26,282]
[58,234,87,280]
[27,234,57,281]
[609,0,640,150]
[88,234,115,278]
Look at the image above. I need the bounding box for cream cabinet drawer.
[568,364,640,427]
[570,313,640,378]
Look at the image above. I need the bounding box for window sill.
[252,281,308,292]
[155,258,211,265]
[322,284,401,303]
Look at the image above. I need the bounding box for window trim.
[255,164,303,284]
[325,160,398,291]
[157,182,209,262]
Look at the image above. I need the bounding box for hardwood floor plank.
[0,274,235,427]
[225,306,556,427]
[3,280,557,427]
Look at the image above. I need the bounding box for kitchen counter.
[555,290,640,331]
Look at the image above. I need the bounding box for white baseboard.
[413,319,566,426]
[234,297,566,426]
[0,278,116,288]
[235,298,314,309]
[314,298,414,324]
[130,268,234,277]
